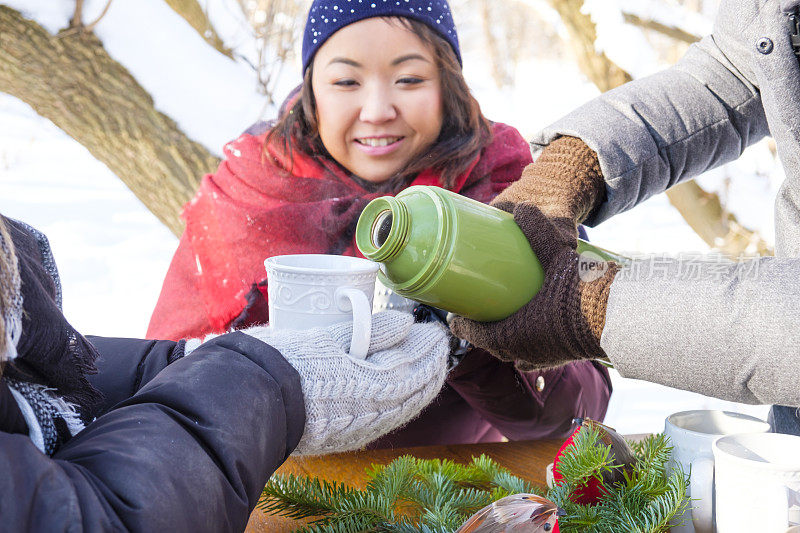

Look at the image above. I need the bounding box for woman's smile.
[353,135,406,155]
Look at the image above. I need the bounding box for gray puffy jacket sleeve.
[602,257,800,407]
[531,34,769,225]
[0,332,305,532]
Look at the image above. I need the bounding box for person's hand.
[188,311,450,455]
[450,205,619,370]
[450,136,613,370]
[490,135,606,242]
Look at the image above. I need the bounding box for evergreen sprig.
[259,432,688,532]
[259,454,521,532]
[554,428,689,533]
[554,425,616,488]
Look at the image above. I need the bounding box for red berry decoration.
[552,425,607,504]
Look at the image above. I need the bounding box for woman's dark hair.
[265,17,492,191]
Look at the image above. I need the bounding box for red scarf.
[147,122,532,340]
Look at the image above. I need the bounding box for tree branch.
[163,0,234,59]
[621,11,701,44]
[84,0,114,33]
[544,0,632,92]
[0,6,220,236]
[71,0,84,28]
[478,0,507,88]
[546,0,772,256]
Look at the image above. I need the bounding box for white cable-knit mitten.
[185,311,450,455]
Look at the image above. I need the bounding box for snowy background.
[0,0,776,433]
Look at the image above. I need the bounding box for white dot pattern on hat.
[302,0,461,71]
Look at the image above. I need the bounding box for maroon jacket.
[148,121,611,447]
[369,351,610,447]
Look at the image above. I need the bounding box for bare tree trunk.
[665,180,773,256]
[546,0,772,256]
[0,6,220,236]
[478,0,508,88]
[545,0,632,92]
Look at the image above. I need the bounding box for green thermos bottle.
[355,185,619,322]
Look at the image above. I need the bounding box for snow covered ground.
[0,0,776,434]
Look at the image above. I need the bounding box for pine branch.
[259,456,504,530]
[556,426,617,487]
[556,500,603,533]
[406,474,456,510]
[491,470,540,497]
[549,428,688,532]
[259,435,688,532]
[419,501,466,531]
[379,521,449,533]
[463,454,501,489]
[298,514,383,533]
[630,434,672,477]
[366,456,418,504]
[466,454,538,496]
[447,488,493,515]
[335,490,397,524]
[626,434,678,498]
[599,475,687,533]
[259,474,357,520]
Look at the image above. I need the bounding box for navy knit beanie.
[302,0,461,72]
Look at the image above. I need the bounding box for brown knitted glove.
[450,205,619,370]
[450,136,614,370]
[492,135,606,237]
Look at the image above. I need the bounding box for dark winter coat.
[0,219,306,531]
[0,332,304,532]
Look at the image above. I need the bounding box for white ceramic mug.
[264,254,379,359]
[713,433,800,532]
[664,410,771,533]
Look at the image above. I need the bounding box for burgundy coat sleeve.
[446,348,612,440]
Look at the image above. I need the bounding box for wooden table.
[246,438,565,532]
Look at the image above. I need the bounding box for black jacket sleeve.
[0,332,306,532]
[85,335,188,418]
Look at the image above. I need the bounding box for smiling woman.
[312,17,444,184]
[147,0,613,451]
[268,14,489,191]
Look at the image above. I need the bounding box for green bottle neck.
[355,196,410,262]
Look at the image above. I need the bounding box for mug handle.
[335,287,372,360]
[691,457,714,533]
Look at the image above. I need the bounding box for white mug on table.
[664,410,770,533]
[265,254,379,359]
[713,432,800,532]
